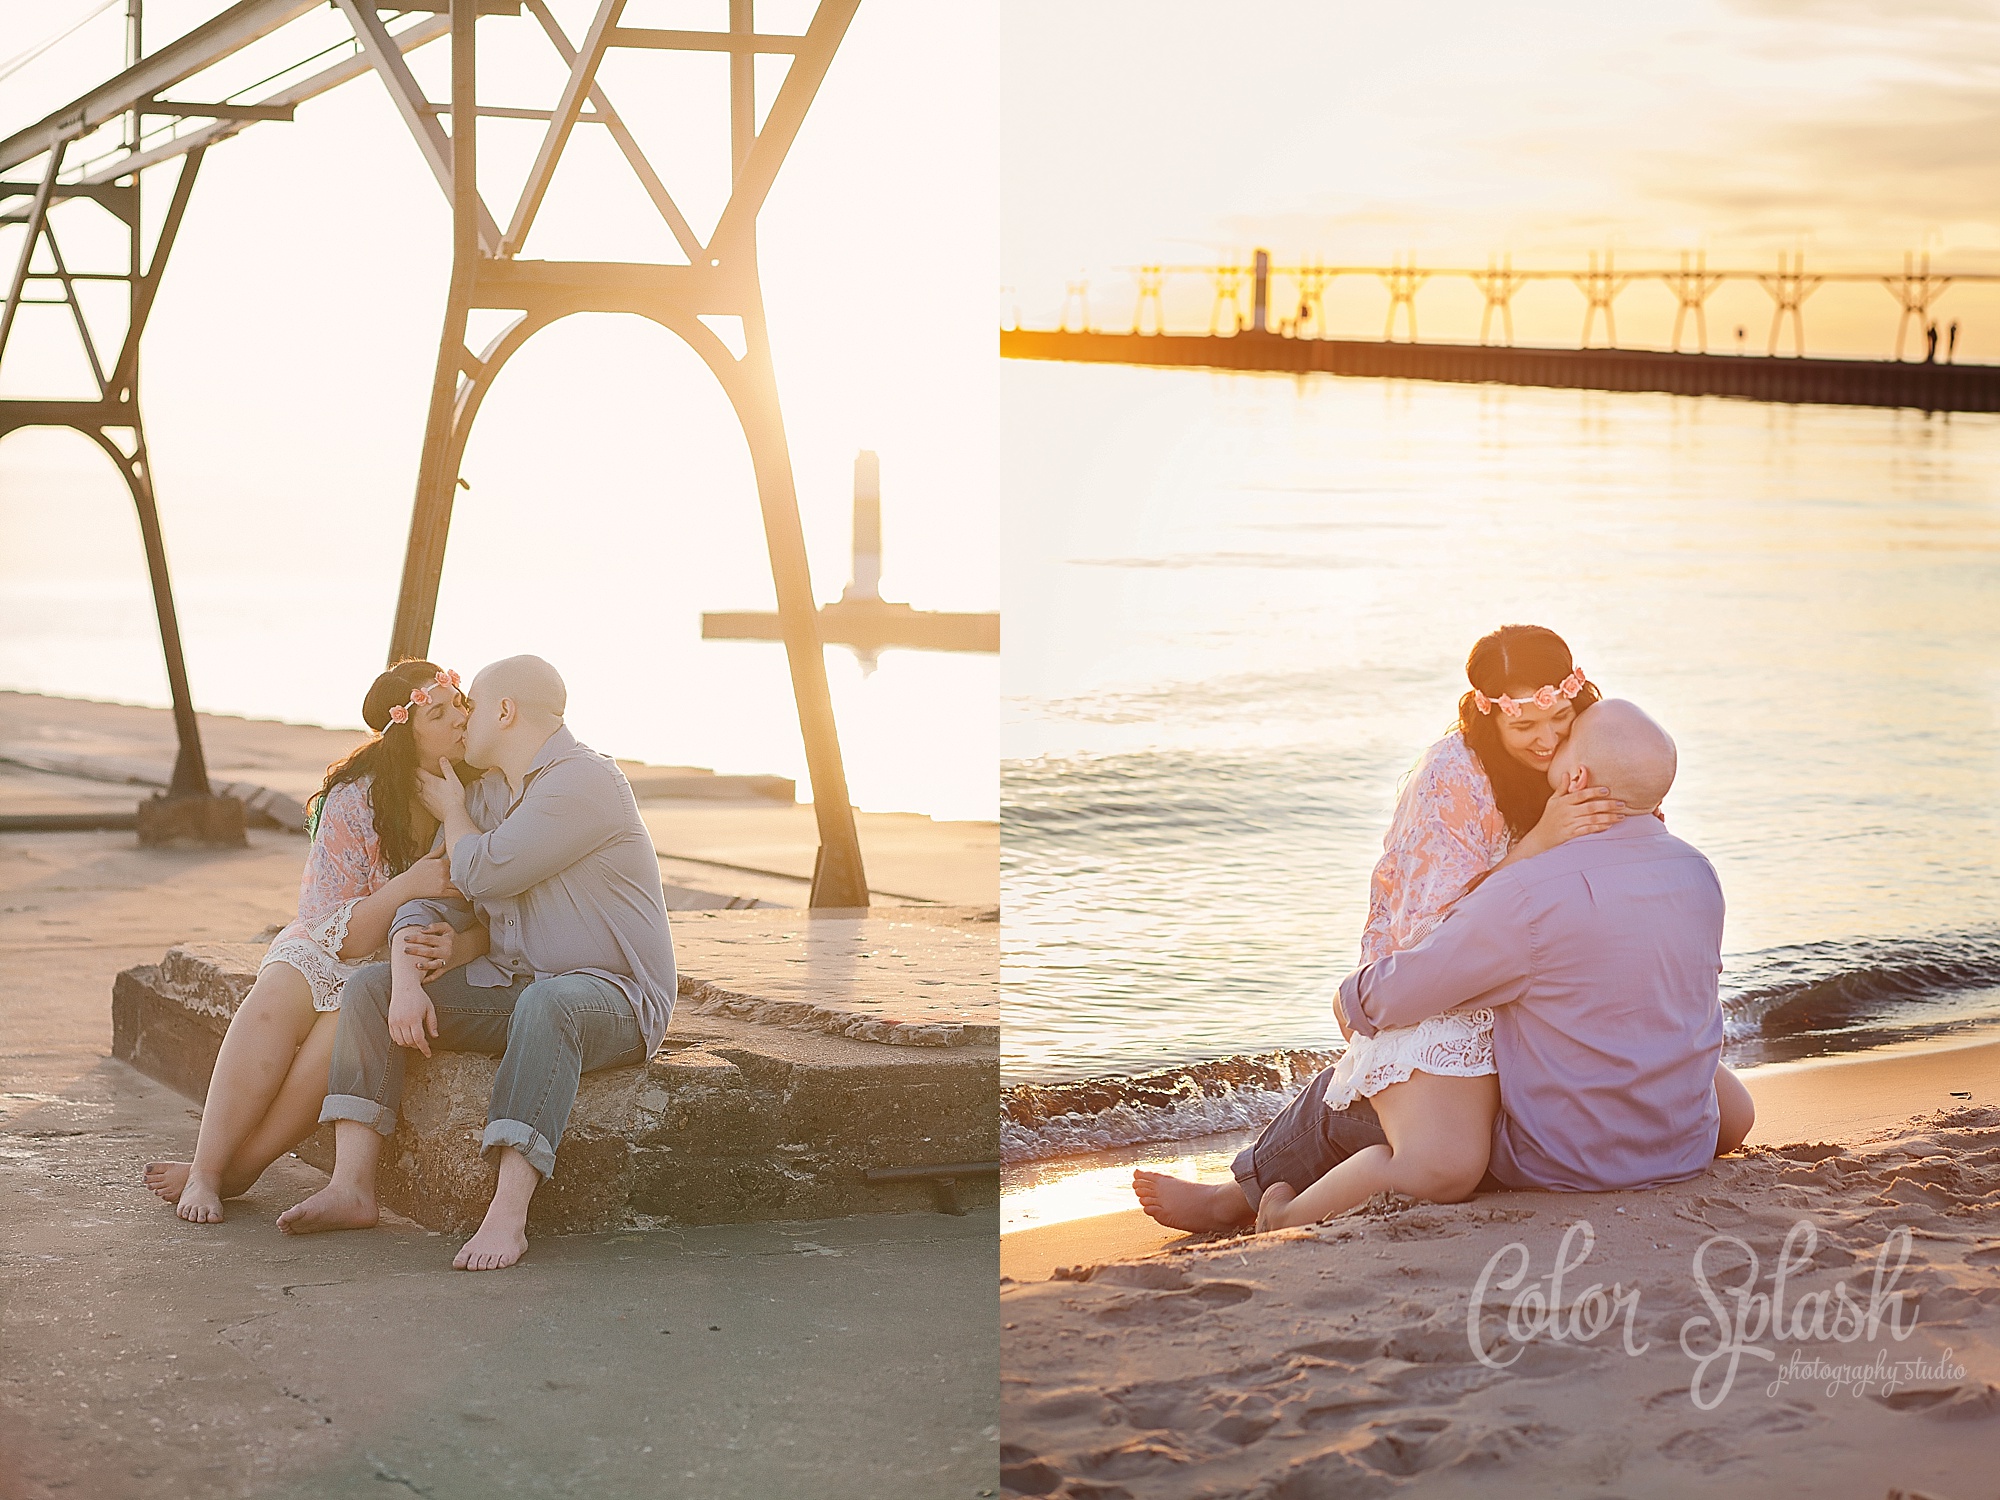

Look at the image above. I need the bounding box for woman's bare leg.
[209,1012,339,1197]
[148,1017,336,1202]
[1714,1063,1755,1156]
[152,963,319,1223]
[1261,1072,1499,1230]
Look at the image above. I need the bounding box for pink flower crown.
[1473,667,1587,718]
[386,668,462,726]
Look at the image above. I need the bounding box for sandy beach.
[1000,1040,2000,1497]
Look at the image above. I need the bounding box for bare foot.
[1133,1170,1255,1232]
[453,1220,528,1271]
[1255,1182,1299,1234]
[176,1172,226,1224]
[144,1161,190,1204]
[276,1182,377,1235]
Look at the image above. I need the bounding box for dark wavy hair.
[307,659,458,876]
[1455,625,1603,840]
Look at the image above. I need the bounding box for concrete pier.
[1002,327,2000,412]
[0,816,997,1498]
[112,910,998,1234]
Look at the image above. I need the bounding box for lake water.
[1001,359,2000,1219]
[0,410,997,824]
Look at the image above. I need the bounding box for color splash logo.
[1467,1218,1922,1409]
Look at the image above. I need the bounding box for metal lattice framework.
[1,1,870,903]
[1115,252,2000,357]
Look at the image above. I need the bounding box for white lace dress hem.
[258,896,380,1012]
[1324,1004,1498,1113]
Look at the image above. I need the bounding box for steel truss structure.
[1,0,870,903]
[1117,252,2000,357]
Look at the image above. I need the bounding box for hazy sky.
[1003,0,2000,355]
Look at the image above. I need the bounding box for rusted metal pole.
[96,429,211,798]
[728,286,869,908]
[386,0,479,662]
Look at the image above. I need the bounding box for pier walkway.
[1002,328,2000,412]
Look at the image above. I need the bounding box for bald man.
[281,656,676,1270]
[1140,698,1750,1233]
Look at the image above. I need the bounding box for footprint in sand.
[1024,1387,1109,1422]
[1062,1262,1191,1290]
[1071,1433,1199,1482]
[1348,1412,1567,1478]
[1914,1284,2000,1324]
[998,1446,1061,1496]
[1090,1278,1258,1327]
[1255,1448,1399,1500]
[1870,1381,2000,1420]
[1112,1360,1302,1435]
[1659,1398,1821,1470]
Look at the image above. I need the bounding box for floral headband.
[1473,668,1587,718]
[386,668,462,726]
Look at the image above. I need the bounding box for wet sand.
[1000,1043,2000,1497]
[1001,1036,2000,1282]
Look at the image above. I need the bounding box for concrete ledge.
[112,912,997,1234]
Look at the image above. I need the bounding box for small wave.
[1001,1048,1340,1164]
[1722,930,2000,1045]
[1003,931,2000,1164]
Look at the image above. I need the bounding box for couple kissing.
[1138,623,1754,1234]
[146,654,673,1271]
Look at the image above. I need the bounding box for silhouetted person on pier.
[1949,321,1960,363]
[1925,323,1938,363]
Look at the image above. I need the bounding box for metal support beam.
[385,0,870,906]
[0,0,320,172]
[334,0,502,253]
[92,423,214,799]
[523,0,703,262]
[5,0,872,897]
[140,100,297,122]
[0,142,65,362]
[0,147,221,819]
[729,0,756,176]
[501,0,625,258]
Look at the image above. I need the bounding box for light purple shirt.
[1337,814,1726,1192]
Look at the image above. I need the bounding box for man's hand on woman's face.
[415,757,469,822]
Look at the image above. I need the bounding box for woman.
[144,660,484,1223]
[1256,624,1755,1229]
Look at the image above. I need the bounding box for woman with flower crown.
[1249,623,1756,1229]
[145,660,483,1223]
[1136,624,1755,1234]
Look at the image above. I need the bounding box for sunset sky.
[1003,0,2000,357]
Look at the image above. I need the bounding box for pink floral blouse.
[1358,730,1511,966]
[258,777,395,1011]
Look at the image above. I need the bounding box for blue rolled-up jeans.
[320,961,645,1180]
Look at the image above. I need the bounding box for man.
[1135,699,1752,1233]
[277,655,676,1270]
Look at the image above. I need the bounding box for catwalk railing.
[1037,249,1996,363]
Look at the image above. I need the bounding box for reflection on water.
[1003,363,2000,1105]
